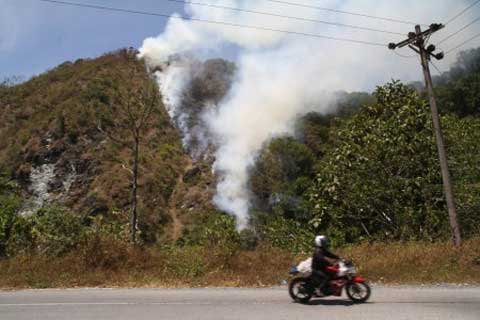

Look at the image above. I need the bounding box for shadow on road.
[300,299,369,306]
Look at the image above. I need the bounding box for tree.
[250,137,315,223]
[429,47,480,117]
[309,81,447,244]
[97,60,161,244]
[441,114,480,237]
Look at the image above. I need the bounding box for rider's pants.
[311,269,329,290]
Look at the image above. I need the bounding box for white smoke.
[153,58,197,147]
[139,0,479,229]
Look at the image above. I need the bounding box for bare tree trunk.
[131,136,139,244]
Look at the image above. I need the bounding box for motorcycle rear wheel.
[288,277,313,303]
[346,282,371,303]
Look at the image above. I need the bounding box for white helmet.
[314,235,329,248]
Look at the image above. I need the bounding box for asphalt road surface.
[1,286,479,320]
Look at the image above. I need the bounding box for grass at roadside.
[1,237,479,289]
[339,237,480,284]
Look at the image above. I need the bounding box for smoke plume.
[139,0,478,229]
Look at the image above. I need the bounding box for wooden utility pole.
[389,24,462,247]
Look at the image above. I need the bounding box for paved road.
[0,286,479,320]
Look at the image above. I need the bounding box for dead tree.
[97,67,160,244]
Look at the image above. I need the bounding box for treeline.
[412,47,480,116]
[250,49,480,249]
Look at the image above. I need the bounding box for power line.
[430,61,444,75]
[437,16,480,45]
[392,51,416,59]
[266,0,427,26]
[167,0,404,36]
[446,32,480,54]
[37,0,388,47]
[445,0,480,25]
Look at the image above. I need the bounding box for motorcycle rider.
[311,235,341,294]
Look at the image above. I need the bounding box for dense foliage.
[442,115,480,236]
[253,81,480,246]
[250,137,315,223]
[0,48,479,262]
[0,176,22,257]
[251,49,480,246]
[310,82,445,243]
[429,48,480,116]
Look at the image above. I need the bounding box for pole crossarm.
[388,23,444,49]
[389,24,445,61]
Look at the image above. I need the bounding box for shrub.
[6,215,34,256]
[259,216,315,254]
[80,214,131,269]
[0,195,22,257]
[0,174,22,257]
[163,246,207,279]
[31,206,85,256]
[80,234,131,270]
[181,213,240,249]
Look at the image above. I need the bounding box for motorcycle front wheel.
[346,282,371,303]
[288,277,313,303]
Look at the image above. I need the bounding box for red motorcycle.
[288,259,371,304]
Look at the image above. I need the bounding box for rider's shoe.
[314,288,325,297]
[320,285,332,296]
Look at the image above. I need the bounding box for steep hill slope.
[0,49,214,242]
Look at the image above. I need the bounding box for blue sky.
[0,0,185,79]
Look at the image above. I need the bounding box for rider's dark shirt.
[311,247,340,271]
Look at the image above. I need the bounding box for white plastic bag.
[337,261,349,277]
[297,257,312,274]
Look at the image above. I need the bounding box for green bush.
[0,195,22,257]
[85,214,130,242]
[6,215,34,256]
[181,213,240,249]
[31,206,85,256]
[442,114,480,237]
[0,174,22,257]
[259,216,315,254]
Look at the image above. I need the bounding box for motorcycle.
[288,259,371,304]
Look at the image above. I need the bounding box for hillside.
[0,48,479,288]
[0,49,217,244]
